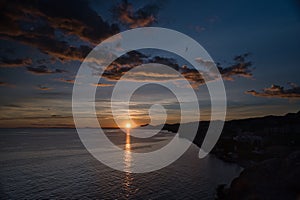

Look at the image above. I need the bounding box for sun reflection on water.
[123,128,134,198]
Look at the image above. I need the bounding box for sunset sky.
[0,0,300,128]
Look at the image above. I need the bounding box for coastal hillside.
[162,111,300,166]
[162,111,300,199]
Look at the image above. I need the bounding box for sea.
[0,128,242,199]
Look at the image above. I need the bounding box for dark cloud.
[4,104,23,108]
[3,35,93,62]
[246,83,300,99]
[0,115,72,121]
[149,56,179,70]
[193,53,253,85]
[36,85,53,91]
[91,83,114,87]
[0,81,15,87]
[36,57,56,65]
[101,52,183,81]
[111,0,160,28]
[101,51,147,80]
[3,104,22,108]
[0,47,15,54]
[0,81,8,86]
[99,51,254,88]
[54,78,75,84]
[218,53,253,81]
[0,57,32,68]
[112,50,148,67]
[0,0,119,61]
[180,65,205,88]
[27,65,67,75]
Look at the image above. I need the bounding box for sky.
[0,0,300,128]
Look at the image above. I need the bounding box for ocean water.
[0,129,242,199]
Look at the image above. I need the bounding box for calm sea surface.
[0,129,242,199]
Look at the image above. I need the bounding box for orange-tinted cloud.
[99,51,253,88]
[0,0,119,61]
[0,57,32,68]
[91,83,114,87]
[54,78,75,84]
[218,53,253,81]
[0,81,15,88]
[246,83,300,99]
[36,85,53,91]
[27,65,67,75]
[112,0,159,28]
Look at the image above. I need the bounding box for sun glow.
[125,123,132,129]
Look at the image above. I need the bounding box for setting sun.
[125,123,132,129]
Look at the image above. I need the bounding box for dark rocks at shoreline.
[216,151,300,200]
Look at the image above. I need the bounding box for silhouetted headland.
[161,111,300,200]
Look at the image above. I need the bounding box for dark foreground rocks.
[216,151,300,200]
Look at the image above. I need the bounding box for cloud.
[36,85,53,91]
[91,83,114,87]
[218,53,253,81]
[101,55,182,82]
[27,65,67,75]
[179,66,205,88]
[182,53,253,87]
[0,57,32,68]
[118,63,183,82]
[102,57,202,87]
[54,78,75,84]
[150,56,179,70]
[111,0,160,28]
[36,57,56,65]
[98,51,254,88]
[0,0,120,61]
[193,25,206,33]
[246,83,300,99]
[0,115,72,121]
[3,104,23,108]
[100,50,147,80]
[0,81,15,88]
[3,35,93,62]
[194,58,216,69]
[1,0,119,43]
[0,81,8,86]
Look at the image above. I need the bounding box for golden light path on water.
[123,128,134,198]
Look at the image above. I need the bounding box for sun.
[125,123,132,129]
